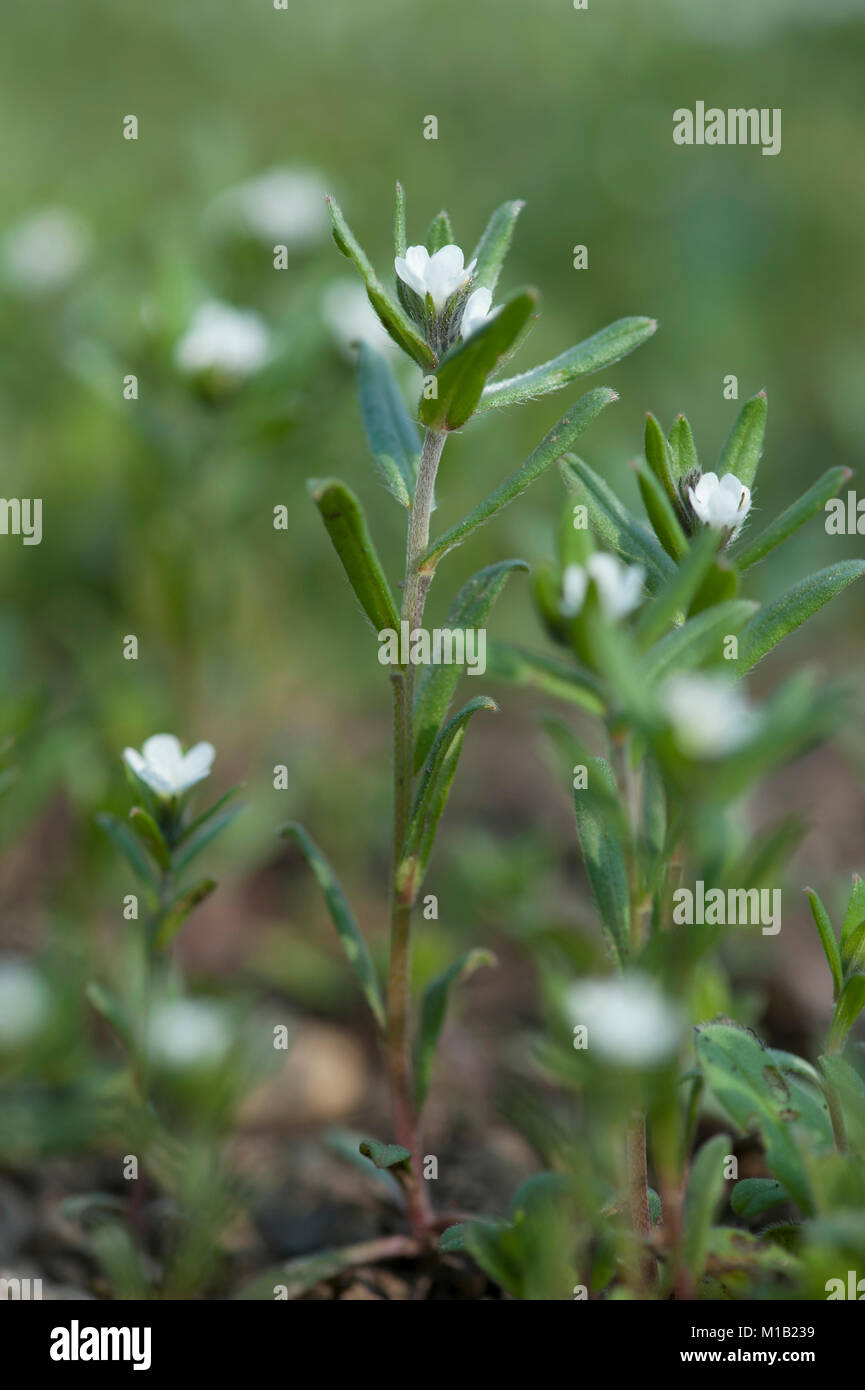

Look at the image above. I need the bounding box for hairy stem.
[386,427,447,1238]
[626,1112,655,1292]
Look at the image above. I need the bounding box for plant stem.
[626,1112,655,1292]
[386,427,447,1239]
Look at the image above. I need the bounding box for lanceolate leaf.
[425,210,453,255]
[414,949,497,1109]
[573,756,630,964]
[842,875,865,947]
[357,342,420,508]
[668,413,698,478]
[176,784,243,846]
[805,888,843,1000]
[173,805,244,873]
[683,1133,731,1282]
[645,412,679,508]
[422,388,617,570]
[477,316,657,413]
[634,528,720,648]
[152,877,216,951]
[419,289,537,431]
[359,1140,412,1171]
[470,200,525,294]
[642,600,757,685]
[561,454,675,592]
[735,561,865,672]
[414,559,529,772]
[326,195,434,368]
[826,975,865,1053]
[717,390,767,488]
[484,641,605,715]
[397,697,497,902]
[730,1178,791,1220]
[635,460,687,561]
[735,468,851,571]
[281,822,385,1029]
[308,477,400,634]
[129,806,171,871]
[393,181,406,258]
[96,811,159,889]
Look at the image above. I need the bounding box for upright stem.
[626,1113,655,1292]
[387,427,447,1238]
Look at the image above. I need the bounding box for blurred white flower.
[560,554,645,621]
[567,974,682,1067]
[460,286,493,338]
[688,471,751,538]
[322,278,394,358]
[147,999,231,1072]
[2,207,90,295]
[661,672,757,759]
[175,300,269,379]
[123,734,215,797]
[211,167,329,248]
[0,960,50,1048]
[395,244,476,312]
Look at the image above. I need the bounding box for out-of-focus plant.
[283,183,655,1269]
[448,398,865,1298]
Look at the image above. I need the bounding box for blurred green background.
[1,0,864,1058]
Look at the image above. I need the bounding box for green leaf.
[634,528,721,649]
[485,641,605,715]
[735,561,865,672]
[359,1139,412,1171]
[357,342,420,508]
[152,877,216,951]
[419,289,537,431]
[86,981,133,1050]
[413,559,529,772]
[573,757,630,965]
[561,454,676,592]
[308,477,400,634]
[393,180,406,258]
[128,806,171,871]
[635,460,687,561]
[281,822,385,1029]
[683,1132,731,1282]
[96,811,159,889]
[439,1223,467,1253]
[645,412,679,508]
[806,888,843,1000]
[668,413,698,478]
[422,388,618,570]
[414,948,497,1109]
[175,784,243,846]
[819,1053,865,1152]
[695,1022,833,1213]
[642,600,757,686]
[326,194,434,368]
[730,1177,791,1220]
[736,466,852,571]
[717,390,767,488]
[842,874,865,948]
[827,975,865,1054]
[477,316,657,413]
[425,209,453,254]
[470,199,524,294]
[397,698,497,902]
[173,805,243,873]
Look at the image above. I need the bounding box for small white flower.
[688,471,751,538]
[394,244,476,312]
[2,207,90,295]
[560,554,645,621]
[322,278,394,358]
[123,734,215,797]
[147,999,231,1072]
[661,672,757,759]
[567,974,682,1067]
[175,300,269,379]
[460,286,493,338]
[210,166,329,248]
[0,960,50,1048]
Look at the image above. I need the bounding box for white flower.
[2,207,90,295]
[394,244,476,312]
[560,554,645,621]
[688,471,751,538]
[123,734,215,797]
[567,974,682,1067]
[322,279,394,358]
[661,672,757,759]
[460,286,493,338]
[175,300,269,379]
[210,166,329,248]
[147,999,231,1072]
[0,960,50,1048]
